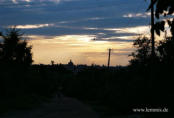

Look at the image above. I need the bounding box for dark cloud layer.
[0,0,150,42]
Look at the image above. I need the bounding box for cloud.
[123,12,151,18]
[87,17,105,21]
[39,0,61,4]
[12,0,18,4]
[25,0,31,2]
[8,24,54,29]
[11,0,31,4]
[51,0,61,4]
[10,0,61,4]
[104,26,150,35]
[100,36,137,42]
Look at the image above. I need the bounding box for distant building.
[65,59,75,71]
[68,59,74,66]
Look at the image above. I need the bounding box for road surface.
[1,96,99,118]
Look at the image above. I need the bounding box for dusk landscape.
[0,0,174,118]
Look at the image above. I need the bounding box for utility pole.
[151,0,155,58]
[107,48,111,68]
[164,30,167,39]
[149,0,155,89]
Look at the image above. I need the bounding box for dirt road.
[1,96,99,118]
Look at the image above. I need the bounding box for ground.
[0,96,99,118]
[1,95,162,118]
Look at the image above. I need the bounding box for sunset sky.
[0,0,152,66]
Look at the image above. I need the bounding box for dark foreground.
[0,64,174,117]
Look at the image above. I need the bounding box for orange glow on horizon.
[28,34,133,66]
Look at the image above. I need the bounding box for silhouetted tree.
[147,0,174,18]
[144,0,174,69]
[129,36,152,66]
[129,35,174,68]
[0,32,2,57]
[147,0,174,36]
[0,28,33,66]
[158,37,174,66]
